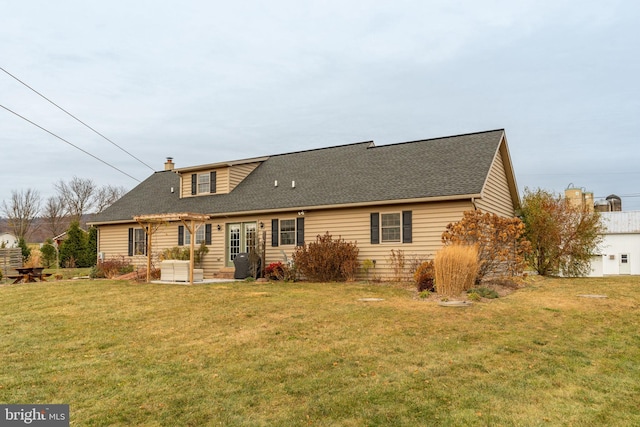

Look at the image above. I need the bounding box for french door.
[226,222,257,267]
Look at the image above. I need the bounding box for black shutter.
[205,224,212,245]
[402,211,412,243]
[271,219,279,247]
[144,227,149,255]
[191,174,197,195]
[128,228,134,256]
[296,217,305,247]
[370,213,380,244]
[210,171,217,194]
[178,225,184,246]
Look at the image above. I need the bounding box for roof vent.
[292,181,296,188]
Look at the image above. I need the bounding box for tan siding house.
[90,129,520,280]
[475,147,515,217]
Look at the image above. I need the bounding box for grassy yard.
[43,267,93,280]
[1,276,639,426]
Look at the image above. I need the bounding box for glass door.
[228,224,241,266]
[226,222,257,267]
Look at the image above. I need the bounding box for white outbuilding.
[589,211,640,276]
[0,232,18,248]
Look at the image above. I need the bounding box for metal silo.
[606,194,622,212]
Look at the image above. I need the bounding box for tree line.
[1,176,127,242]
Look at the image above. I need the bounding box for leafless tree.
[94,185,127,214]
[1,188,41,240]
[41,195,70,238]
[55,176,96,223]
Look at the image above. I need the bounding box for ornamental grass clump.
[435,244,479,296]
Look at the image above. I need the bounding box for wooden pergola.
[133,212,211,284]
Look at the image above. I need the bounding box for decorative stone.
[438,300,472,307]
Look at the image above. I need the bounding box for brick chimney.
[164,157,174,171]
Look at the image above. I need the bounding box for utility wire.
[0,66,155,172]
[0,103,141,183]
[595,194,640,199]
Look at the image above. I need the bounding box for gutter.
[88,193,482,226]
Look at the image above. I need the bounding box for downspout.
[471,197,478,211]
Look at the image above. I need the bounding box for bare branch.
[94,185,128,214]
[1,188,41,240]
[42,195,70,238]
[55,176,96,223]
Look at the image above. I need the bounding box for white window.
[381,213,401,243]
[134,229,146,255]
[197,173,210,194]
[185,226,206,245]
[280,219,296,245]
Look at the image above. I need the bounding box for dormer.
[175,156,268,198]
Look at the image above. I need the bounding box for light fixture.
[259,221,264,229]
[217,224,221,231]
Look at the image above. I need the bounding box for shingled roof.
[91,129,510,224]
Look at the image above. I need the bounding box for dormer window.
[198,173,210,194]
[191,171,217,195]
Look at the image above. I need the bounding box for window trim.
[197,173,210,194]
[178,224,212,246]
[271,217,304,247]
[190,171,217,195]
[381,213,401,243]
[370,211,412,244]
[185,226,206,245]
[279,219,296,246]
[128,227,147,256]
[134,229,147,255]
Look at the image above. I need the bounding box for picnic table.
[7,267,52,284]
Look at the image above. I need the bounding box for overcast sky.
[2,0,639,212]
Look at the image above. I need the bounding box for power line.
[520,171,640,177]
[595,193,640,199]
[0,66,155,172]
[0,103,141,183]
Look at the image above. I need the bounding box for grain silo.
[606,194,622,212]
[594,199,611,212]
[564,184,595,212]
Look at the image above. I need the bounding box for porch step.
[213,267,235,279]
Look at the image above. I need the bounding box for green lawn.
[1,276,639,426]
